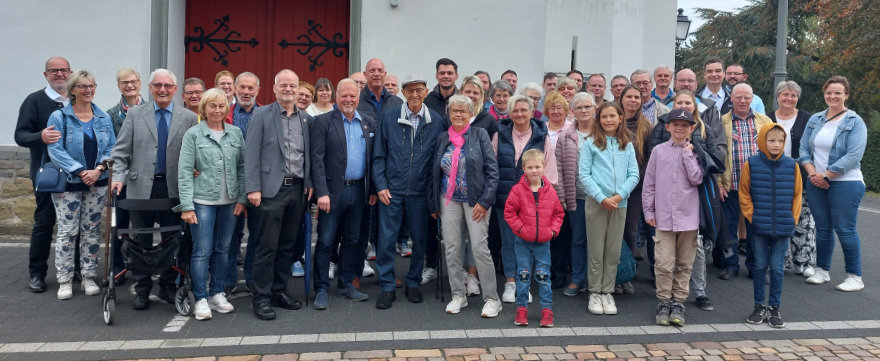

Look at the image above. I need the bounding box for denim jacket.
[578,135,640,208]
[175,121,246,212]
[798,110,867,176]
[46,103,116,184]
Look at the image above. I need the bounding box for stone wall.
[0,146,35,239]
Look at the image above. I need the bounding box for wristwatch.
[823,175,831,183]
[95,164,105,172]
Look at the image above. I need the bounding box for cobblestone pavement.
[118,337,880,360]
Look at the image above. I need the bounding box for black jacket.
[424,84,457,118]
[428,127,499,214]
[15,89,66,180]
[310,109,376,209]
[357,86,403,126]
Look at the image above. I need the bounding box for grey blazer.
[110,102,198,199]
[245,102,312,199]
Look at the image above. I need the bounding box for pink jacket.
[554,124,580,211]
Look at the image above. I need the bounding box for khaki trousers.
[585,197,626,294]
[654,229,698,302]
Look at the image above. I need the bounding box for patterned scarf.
[489,105,509,121]
[445,124,470,204]
[117,95,144,120]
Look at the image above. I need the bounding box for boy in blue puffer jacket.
[739,123,803,328]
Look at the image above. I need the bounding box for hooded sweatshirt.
[739,123,803,237]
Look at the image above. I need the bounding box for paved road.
[0,196,878,361]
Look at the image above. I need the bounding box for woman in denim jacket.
[46,70,116,300]
[175,88,247,320]
[798,76,867,292]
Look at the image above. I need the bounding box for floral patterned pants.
[51,186,107,283]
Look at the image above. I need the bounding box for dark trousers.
[252,180,305,302]
[113,186,131,273]
[129,180,180,295]
[226,205,260,287]
[29,190,57,278]
[425,215,440,269]
[550,212,572,287]
[377,194,428,290]
[721,189,754,272]
[314,184,365,292]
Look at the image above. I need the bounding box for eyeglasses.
[575,105,594,111]
[119,80,140,86]
[74,84,96,90]
[404,87,427,94]
[449,109,470,116]
[151,83,176,89]
[46,68,71,74]
[184,90,204,96]
[276,83,299,89]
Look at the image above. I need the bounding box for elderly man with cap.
[372,76,442,309]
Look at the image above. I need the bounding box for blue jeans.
[190,203,237,300]
[314,184,365,292]
[751,234,789,307]
[225,205,260,287]
[721,190,754,272]
[569,199,588,287]
[377,194,428,290]
[806,180,864,276]
[514,237,552,309]
[494,205,518,279]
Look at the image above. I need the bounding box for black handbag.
[35,120,67,193]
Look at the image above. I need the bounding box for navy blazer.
[310,109,376,209]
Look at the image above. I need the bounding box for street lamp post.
[676,8,691,49]
[773,0,789,109]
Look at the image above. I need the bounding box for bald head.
[44,57,72,93]
[364,58,387,94]
[674,68,698,92]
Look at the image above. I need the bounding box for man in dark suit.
[15,57,70,292]
[111,69,198,310]
[245,69,313,320]
[310,78,377,309]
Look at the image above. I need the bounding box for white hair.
[149,68,177,85]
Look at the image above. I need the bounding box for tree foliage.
[675,0,880,116]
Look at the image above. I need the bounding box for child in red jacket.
[504,149,565,327]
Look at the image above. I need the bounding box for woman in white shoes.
[798,76,866,292]
[46,70,116,300]
[176,88,247,320]
[429,95,502,318]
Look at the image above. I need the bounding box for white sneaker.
[57,280,73,300]
[528,291,533,303]
[420,267,437,285]
[603,294,618,315]
[588,293,603,315]
[208,293,235,313]
[445,295,468,314]
[802,265,816,278]
[835,274,864,292]
[806,268,830,284]
[328,262,337,280]
[81,277,100,296]
[362,260,375,277]
[466,273,481,296]
[501,282,516,303]
[481,299,502,318]
[194,298,212,320]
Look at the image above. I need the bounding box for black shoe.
[719,268,738,280]
[253,299,276,320]
[157,284,177,304]
[746,304,768,324]
[376,290,396,309]
[768,306,784,328]
[132,293,150,310]
[405,287,423,303]
[28,275,46,293]
[695,296,715,311]
[270,292,302,310]
[223,285,235,297]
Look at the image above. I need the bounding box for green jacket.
[174,121,246,212]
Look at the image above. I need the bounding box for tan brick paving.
[119,338,880,361]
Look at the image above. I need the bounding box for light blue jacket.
[175,121,246,212]
[578,135,640,208]
[798,110,866,176]
[46,103,116,184]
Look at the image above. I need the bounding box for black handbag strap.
[41,114,68,167]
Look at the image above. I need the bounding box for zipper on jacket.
[534,190,540,242]
[770,160,777,236]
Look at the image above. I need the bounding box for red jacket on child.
[504,174,565,243]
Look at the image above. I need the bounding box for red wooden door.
[184,0,350,105]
